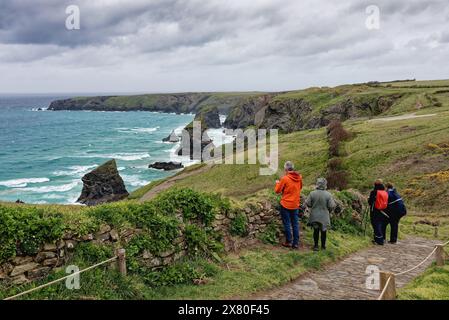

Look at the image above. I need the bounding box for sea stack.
[162,130,180,143]
[77,159,129,206]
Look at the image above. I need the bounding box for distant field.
[381,79,449,88]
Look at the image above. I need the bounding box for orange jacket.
[275,171,303,210]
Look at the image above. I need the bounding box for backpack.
[388,189,407,218]
[375,190,389,210]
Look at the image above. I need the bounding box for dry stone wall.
[0,191,366,286]
[0,200,283,285]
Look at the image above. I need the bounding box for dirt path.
[254,237,439,300]
[140,165,212,202]
[368,113,437,123]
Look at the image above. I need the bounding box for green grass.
[399,263,449,300]
[172,128,328,201]
[137,107,449,213]
[141,231,369,300]
[400,214,449,241]
[0,230,370,300]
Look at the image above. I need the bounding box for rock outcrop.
[194,106,221,128]
[224,93,403,133]
[149,162,184,171]
[177,119,215,160]
[162,130,180,143]
[223,95,273,129]
[77,160,129,206]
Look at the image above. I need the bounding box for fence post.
[379,271,397,300]
[435,245,445,267]
[116,248,127,276]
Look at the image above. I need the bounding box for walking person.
[368,179,389,245]
[275,161,303,249]
[384,183,407,244]
[306,178,336,251]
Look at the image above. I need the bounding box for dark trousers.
[280,206,300,246]
[371,211,387,245]
[313,228,327,249]
[383,216,400,243]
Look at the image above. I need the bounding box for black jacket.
[368,184,386,213]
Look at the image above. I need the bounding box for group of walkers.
[275,161,407,251]
[368,179,407,245]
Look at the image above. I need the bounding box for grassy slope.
[135,111,449,213]
[399,263,449,300]
[132,80,449,212]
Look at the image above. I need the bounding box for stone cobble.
[256,237,440,300]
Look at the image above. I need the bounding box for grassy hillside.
[135,107,449,213]
[3,79,449,300]
[49,92,264,114]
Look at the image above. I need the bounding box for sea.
[0,94,231,205]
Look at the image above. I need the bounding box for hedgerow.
[0,206,64,262]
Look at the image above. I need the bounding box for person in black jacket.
[383,183,407,244]
[368,179,388,245]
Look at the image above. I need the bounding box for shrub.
[328,158,343,171]
[259,222,281,245]
[74,242,114,264]
[153,188,223,226]
[229,212,249,237]
[0,206,64,262]
[326,170,349,191]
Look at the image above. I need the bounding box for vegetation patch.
[229,212,249,237]
[258,222,281,245]
[399,263,449,300]
[326,120,352,190]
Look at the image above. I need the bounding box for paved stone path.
[255,237,440,300]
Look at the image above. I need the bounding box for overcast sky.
[0,0,448,94]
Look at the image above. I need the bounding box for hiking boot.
[389,241,397,245]
[292,244,299,250]
[281,242,292,248]
[313,246,319,252]
[321,246,326,250]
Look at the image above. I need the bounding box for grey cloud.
[0,0,447,93]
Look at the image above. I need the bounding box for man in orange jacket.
[275,161,303,249]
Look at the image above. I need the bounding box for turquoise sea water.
[0,94,194,204]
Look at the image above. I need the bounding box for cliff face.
[194,106,221,128]
[223,95,274,129]
[224,92,403,133]
[47,93,262,115]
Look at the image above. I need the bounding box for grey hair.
[284,161,294,171]
[316,178,328,190]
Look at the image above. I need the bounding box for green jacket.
[306,188,336,229]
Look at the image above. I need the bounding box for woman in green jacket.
[306,178,336,251]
